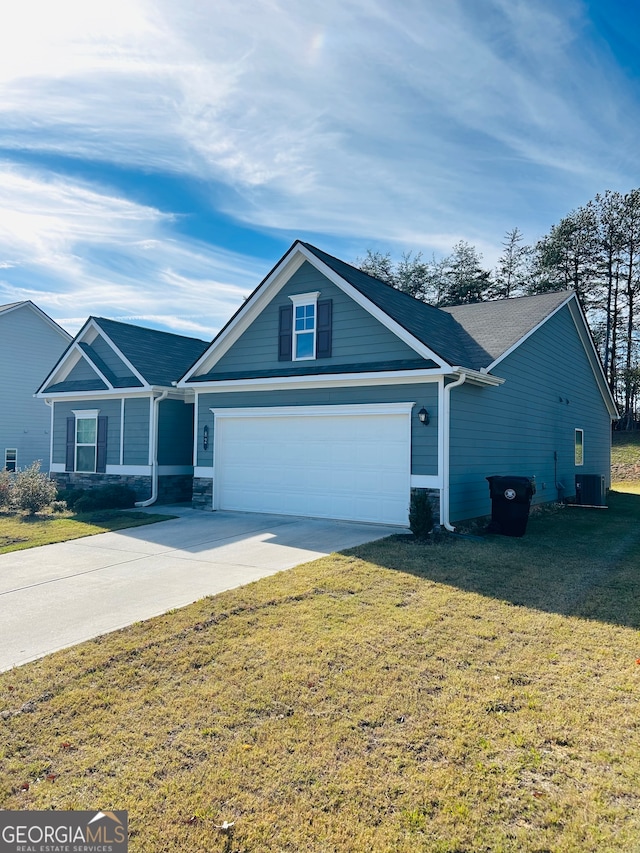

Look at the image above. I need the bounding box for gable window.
[575,428,584,466]
[5,449,17,472]
[290,292,320,360]
[67,410,107,473]
[279,292,332,362]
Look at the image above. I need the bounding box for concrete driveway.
[0,506,403,671]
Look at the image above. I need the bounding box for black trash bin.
[486,476,536,537]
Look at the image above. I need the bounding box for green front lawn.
[1,493,639,851]
[0,510,175,555]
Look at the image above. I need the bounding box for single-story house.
[38,242,617,527]
[1,301,71,472]
[37,317,209,504]
[178,241,617,528]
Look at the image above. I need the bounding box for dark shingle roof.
[94,318,210,386]
[78,342,143,388]
[441,291,573,365]
[45,378,109,393]
[192,358,434,383]
[301,243,573,370]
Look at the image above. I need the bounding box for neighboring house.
[0,301,71,473]
[37,318,209,504]
[178,241,618,528]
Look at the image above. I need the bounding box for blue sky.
[1,0,639,338]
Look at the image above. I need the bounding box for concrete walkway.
[0,506,403,671]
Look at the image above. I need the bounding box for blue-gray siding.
[0,305,70,471]
[56,355,102,386]
[123,398,150,465]
[195,383,439,475]
[52,399,122,467]
[448,304,612,521]
[213,262,421,373]
[158,399,194,466]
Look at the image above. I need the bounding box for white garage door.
[213,403,413,525]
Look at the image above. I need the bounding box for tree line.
[356,189,640,428]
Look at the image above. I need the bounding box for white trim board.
[193,369,443,394]
[210,402,416,418]
[194,466,215,478]
[410,475,441,489]
[106,465,152,476]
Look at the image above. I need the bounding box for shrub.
[409,490,434,540]
[0,469,12,508]
[11,462,58,515]
[56,487,86,510]
[73,485,137,513]
[50,500,68,514]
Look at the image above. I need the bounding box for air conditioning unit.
[575,474,606,506]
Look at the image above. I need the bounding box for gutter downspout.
[442,372,467,532]
[136,389,169,508]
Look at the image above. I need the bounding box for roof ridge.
[93,316,209,344]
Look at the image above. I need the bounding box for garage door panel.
[215,411,410,525]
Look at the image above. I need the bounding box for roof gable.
[39,317,209,395]
[181,242,453,383]
[44,352,109,394]
[93,318,209,387]
[190,260,430,382]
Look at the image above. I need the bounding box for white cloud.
[1,0,640,299]
[0,163,261,335]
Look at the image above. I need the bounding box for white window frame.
[289,291,320,361]
[574,428,584,466]
[72,409,100,473]
[4,448,17,472]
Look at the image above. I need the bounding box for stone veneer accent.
[52,472,194,505]
[192,477,214,509]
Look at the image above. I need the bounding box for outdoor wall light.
[417,407,430,426]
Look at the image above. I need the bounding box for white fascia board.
[210,402,416,418]
[179,247,307,383]
[486,294,575,372]
[295,244,452,369]
[92,320,150,388]
[189,368,444,394]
